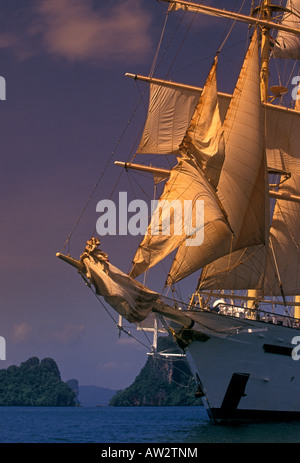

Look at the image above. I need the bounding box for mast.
[294,69,300,319]
[259,0,272,103]
[295,296,300,319]
[249,0,270,308]
[247,289,261,319]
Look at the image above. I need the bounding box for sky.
[0,0,296,390]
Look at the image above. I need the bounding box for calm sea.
[0,405,300,444]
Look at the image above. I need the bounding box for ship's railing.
[210,301,300,329]
[160,294,300,329]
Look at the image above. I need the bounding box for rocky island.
[109,337,201,407]
[0,357,76,406]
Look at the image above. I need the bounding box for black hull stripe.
[263,343,293,356]
[212,408,300,422]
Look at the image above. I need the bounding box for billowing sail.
[273,0,300,60]
[199,245,267,291]
[136,59,229,157]
[168,29,269,285]
[179,56,225,188]
[263,104,300,296]
[130,156,230,279]
[137,83,200,155]
[130,57,230,279]
[199,103,300,295]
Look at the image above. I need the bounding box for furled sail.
[80,238,159,323]
[79,238,195,326]
[168,29,269,285]
[272,0,300,60]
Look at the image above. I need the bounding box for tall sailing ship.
[57,0,300,422]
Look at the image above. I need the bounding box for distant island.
[109,337,202,407]
[0,340,202,408]
[0,357,76,406]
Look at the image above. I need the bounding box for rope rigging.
[60,81,150,254]
[79,267,198,392]
[58,1,300,397]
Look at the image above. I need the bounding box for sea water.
[0,406,300,444]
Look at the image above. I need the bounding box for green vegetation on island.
[109,337,202,407]
[0,357,76,406]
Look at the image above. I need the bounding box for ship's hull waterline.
[181,309,300,422]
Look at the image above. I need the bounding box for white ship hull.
[182,309,300,422]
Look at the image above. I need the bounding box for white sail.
[168,29,269,285]
[273,0,300,60]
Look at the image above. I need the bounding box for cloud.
[0,30,35,61]
[53,323,85,345]
[0,0,153,65]
[12,322,32,343]
[97,360,132,371]
[10,321,84,347]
